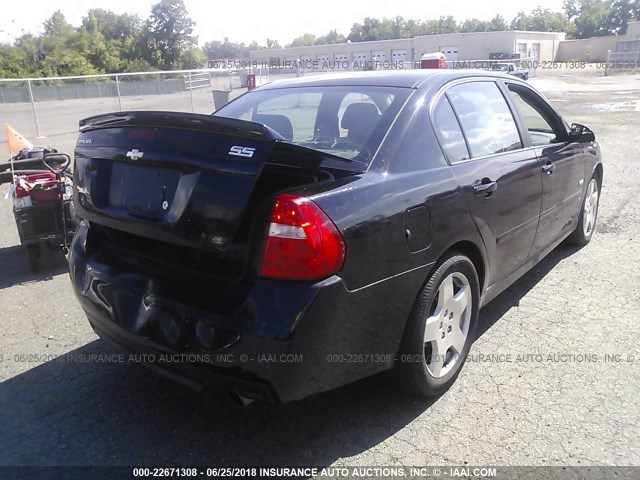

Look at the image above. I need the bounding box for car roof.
[256,69,518,90]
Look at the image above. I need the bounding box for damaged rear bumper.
[68,222,422,403]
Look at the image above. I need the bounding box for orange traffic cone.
[4,123,33,156]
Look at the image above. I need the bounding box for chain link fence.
[1,59,539,147]
[604,49,640,76]
[0,69,248,141]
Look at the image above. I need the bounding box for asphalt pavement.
[0,67,638,470]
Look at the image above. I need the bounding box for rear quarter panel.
[310,86,485,293]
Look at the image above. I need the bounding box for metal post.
[605,50,610,77]
[27,79,41,138]
[189,72,195,112]
[115,75,122,111]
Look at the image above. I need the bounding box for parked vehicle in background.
[68,70,602,404]
[489,62,529,80]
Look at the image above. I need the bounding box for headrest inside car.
[254,114,294,141]
[341,103,380,130]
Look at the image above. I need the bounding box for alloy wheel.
[423,272,472,378]
[583,178,599,237]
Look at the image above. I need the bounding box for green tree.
[145,0,196,69]
[36,11,99,76]
[438,15,458,33]
[43,11,74,38]
[573,0,615,37]
[563,0,583,19]
[14,33,46,74]
[405,19,428,36]
[563,0,637,38]
[315,30,346,45]
[287,33,317,48]
[606,0,640,34]
[488,14,508,31]
[82,9,141,41]
[511,7,573,34]
[459,18,490,32]
[0,44,27,78]
[203,38,251,59]
[347,17,382,42]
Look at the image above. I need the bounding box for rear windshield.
[213,85,411,163]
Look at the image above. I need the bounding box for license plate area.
[108,163,180,219]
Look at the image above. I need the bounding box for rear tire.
[395,253,480,397]
[567,175,600,247]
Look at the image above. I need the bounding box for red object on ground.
[247,73,257,91]
[421,52,446,69]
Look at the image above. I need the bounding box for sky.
[0,0,567,46]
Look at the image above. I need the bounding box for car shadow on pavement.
[0,244,581,467]
[0,339,437,466]
[474,243,581,340]
[0,244,69,289]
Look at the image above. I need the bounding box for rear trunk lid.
[74,111,361,282]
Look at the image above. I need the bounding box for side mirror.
[569,123,596,143]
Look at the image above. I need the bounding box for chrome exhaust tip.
[227,389,255,408]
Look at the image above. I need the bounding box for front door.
[505,82,584,253]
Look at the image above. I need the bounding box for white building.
[249,30,566,67]
[555,21,640,62]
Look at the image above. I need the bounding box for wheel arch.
[592,162,603,187]
[441,240,487,294]
[393,239,486,385]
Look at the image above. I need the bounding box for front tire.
[396,253,480,397]
[567,175,600,246]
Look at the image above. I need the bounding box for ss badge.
[229,146,256,158]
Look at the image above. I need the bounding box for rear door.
[504,82,584,253]
[433,80,542,287]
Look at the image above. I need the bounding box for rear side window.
[432,96,470,163]
[447,81,522,158]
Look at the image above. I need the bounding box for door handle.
[542,161,555,175]
[473,180,497,197]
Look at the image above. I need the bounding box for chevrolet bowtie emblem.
[126,149,144,160]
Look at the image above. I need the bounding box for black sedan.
[68,70,602,404]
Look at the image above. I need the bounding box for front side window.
[447,81,522,158]
[507,85,564,146]
[214,86,410,163]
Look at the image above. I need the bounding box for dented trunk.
[74,111,361,282]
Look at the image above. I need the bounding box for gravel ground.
[0,68,638,472]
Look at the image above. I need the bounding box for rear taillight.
[260,194,345,281]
